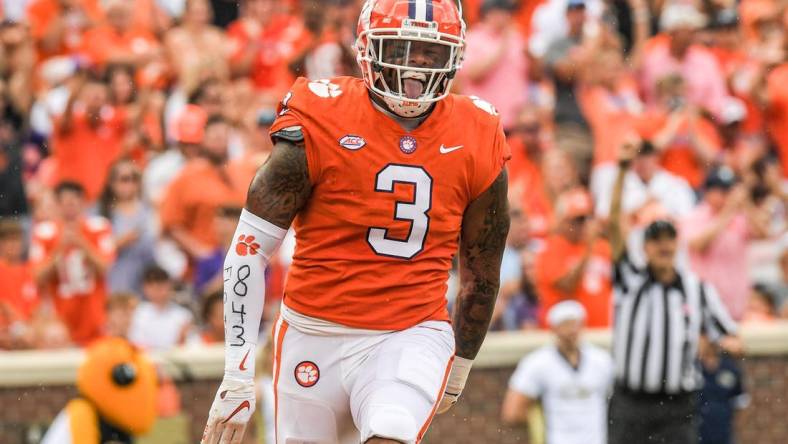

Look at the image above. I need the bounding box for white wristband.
[445,356,474,395]
[223,209,286,381]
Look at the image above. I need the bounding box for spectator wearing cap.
[639,3,729,118]
[459,0,528,130]
[608,141,740,444]
[681,167,769,320]
[160,114,250,260]
[534,187,612,327]
[502,300,614,444]
[143,103,207,205]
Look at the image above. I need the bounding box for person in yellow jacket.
[42,337,158,443]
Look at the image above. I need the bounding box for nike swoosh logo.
[221,400,251,424]
[239,349,250,372]
[439,144,464,154]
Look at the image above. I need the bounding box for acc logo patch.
[308,79,343,98]
[294,361,320,388]
[339,135,366,150]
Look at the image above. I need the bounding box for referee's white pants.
[271,318,455,444]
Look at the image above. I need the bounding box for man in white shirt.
[501,300,613,444]
[591,140,696,219]
[128,265,193,350]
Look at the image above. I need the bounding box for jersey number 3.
[367,164,433,259]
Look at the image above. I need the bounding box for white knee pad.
[362,404,419,444]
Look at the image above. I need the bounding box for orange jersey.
[29,217,115,345]
[534,235,613,328]
[0,260,39,320]
[269,77,509,330]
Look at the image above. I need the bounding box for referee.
[607,140,741,444]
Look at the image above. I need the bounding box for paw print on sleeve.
[235,235,261,256]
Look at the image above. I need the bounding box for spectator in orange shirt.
[226,0,308,96]
[289,0,359,81]
[30,181,115,345]
[0,220,39,320]
[0,220,39,349]
[80,0,159,69]
[51,71,128,200]
[106,63,165,162]
[765,61,788,176]
[160,115,249,259]
[642,74,721,188]
[26,0,103,60]
[534,188,612,328]
[524,149,580,238]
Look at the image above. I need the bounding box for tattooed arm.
[454,170,510,359]
[437,170,510,414]
[202,138,311,444]
[246,138,312,227]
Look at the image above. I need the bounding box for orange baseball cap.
[174,105,208,144]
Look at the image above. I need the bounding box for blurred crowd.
[0,0,787,352]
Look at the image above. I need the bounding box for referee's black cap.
[644,219,677,241]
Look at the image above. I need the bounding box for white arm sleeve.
[223,209,286,381]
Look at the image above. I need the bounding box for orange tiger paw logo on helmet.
[235,235,261,256]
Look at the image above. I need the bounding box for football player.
[202,0,510,443]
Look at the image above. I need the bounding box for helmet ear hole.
[111,363,137,386]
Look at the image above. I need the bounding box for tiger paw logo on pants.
[294,361,320,387]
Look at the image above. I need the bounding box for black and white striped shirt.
[612,252,738,395]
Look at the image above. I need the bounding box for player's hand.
[436,356,473,415]
[437,390,461,415]
[201,378,256,444]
